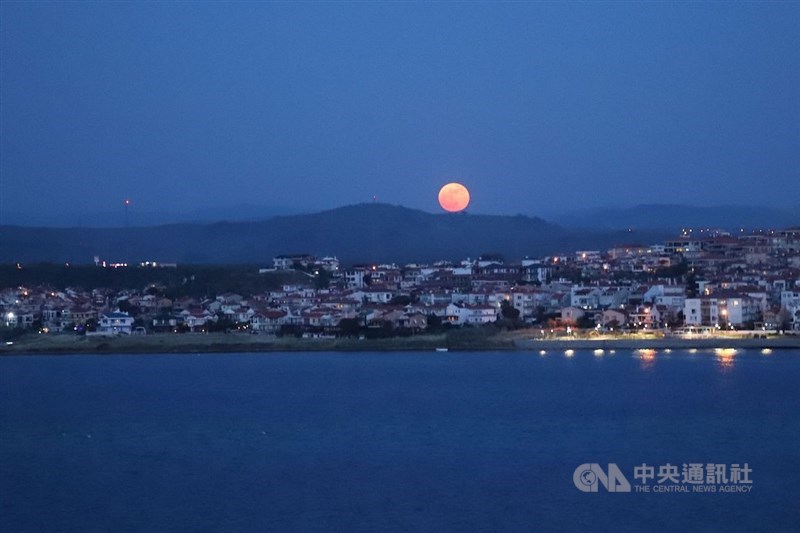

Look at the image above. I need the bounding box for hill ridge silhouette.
[1,203,668,265]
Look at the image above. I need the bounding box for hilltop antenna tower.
[124,198,132,264]
[124,198,131,228]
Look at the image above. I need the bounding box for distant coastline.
[2,332,798,356]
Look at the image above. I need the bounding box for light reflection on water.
[636,348,657,371]
[714,348,738,372]
[546,348,778,373]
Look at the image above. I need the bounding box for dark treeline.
[0,264,306,299]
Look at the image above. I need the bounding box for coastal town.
[2,227,800,341]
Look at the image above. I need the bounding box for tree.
[209,314,236,332]
[576,315,596,329]
[426,313,442,330]
[500,300,520,321]
[777,309,792,332]
[314,269,331,290]
[686,270,699,298]
[0,326,25,342]
[117,299,138,315]
[388,295,413,306]
[668,310,684,329]
[337,318,361,337]
[656,260,688,281]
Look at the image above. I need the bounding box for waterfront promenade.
[2,331,799,355]
[514,335,800,351]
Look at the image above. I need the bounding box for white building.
[683,296,758,327]
[571,287,601,309]
[98,311,134,335]
[782,291,800,330]
[645,285,686,311]
[445,303,499,325]
[345,269,367,289]
[349,289,394,304]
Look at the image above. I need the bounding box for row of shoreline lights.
[679,228,778,235]
[535,347,773,357]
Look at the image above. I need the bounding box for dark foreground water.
[1,350,799,532]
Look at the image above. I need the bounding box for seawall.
[513,337,800,351]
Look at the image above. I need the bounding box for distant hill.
[0,203,671,265]
[551,204,799,232]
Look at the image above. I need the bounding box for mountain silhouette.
[1,203,670,265]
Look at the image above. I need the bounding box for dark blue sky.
[1,2,798,222]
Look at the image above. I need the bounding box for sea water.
[1,350,798,532]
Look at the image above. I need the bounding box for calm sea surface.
[1,350,799,532]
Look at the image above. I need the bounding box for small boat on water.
[435,347,449,352]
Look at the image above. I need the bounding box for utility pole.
[124,198,131,264]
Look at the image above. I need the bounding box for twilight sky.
[1,2,798,223]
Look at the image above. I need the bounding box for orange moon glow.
[438,182,470,212]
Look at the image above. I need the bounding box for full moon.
[438,182,470,212]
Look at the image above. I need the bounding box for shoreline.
[1,332,799,355]
[514,336,800,351]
